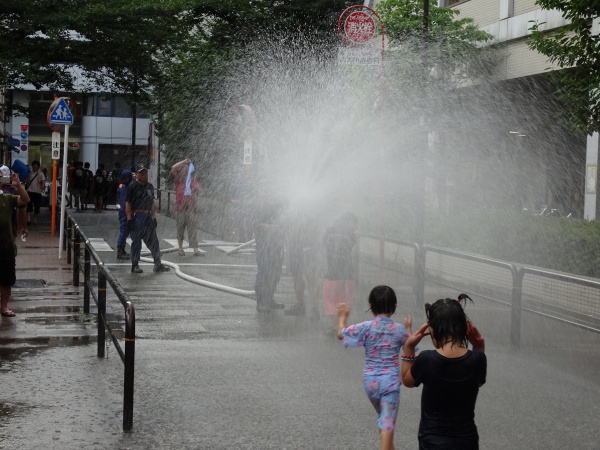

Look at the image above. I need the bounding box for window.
[113,96,132,117]
[96,95,112,116]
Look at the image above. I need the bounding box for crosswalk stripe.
[126,238,149,252]
[88,238,114,252]
[203,240,254,253]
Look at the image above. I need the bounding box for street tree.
[152,1,357,195]
[0,0,198,101]
[376,0,496,120]
[528,1,600,134]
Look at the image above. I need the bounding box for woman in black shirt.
[401,295,487,450]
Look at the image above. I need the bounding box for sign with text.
[51,132,61,160]
[337,47,382,66]
[243,141,252,165]
[344,11,375,44]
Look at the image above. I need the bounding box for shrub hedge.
[379,209,600,278]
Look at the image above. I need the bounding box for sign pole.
[58,124,69,259]
[338,5,386,264]
[48,97,75,258]
[51,131,61,236]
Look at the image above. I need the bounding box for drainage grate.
[13,279,48,288]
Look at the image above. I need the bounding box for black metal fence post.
[414,243,425,306]
[123,301,136,431]
[66,216,72,264]
[511,269,524,348]
[97,271,106,358]
[73,228,80,287]
[84,246,90,314]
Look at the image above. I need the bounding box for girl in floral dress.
[337,285,412,450]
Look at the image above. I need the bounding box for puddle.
[0,335,95,360]
[13,279,47,288]
[0,401,31,426]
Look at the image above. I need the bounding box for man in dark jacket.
[125,164,170,274]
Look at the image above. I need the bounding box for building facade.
[2,89,155,181]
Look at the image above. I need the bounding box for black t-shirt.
[323,226,356,279]
[411,350,487,450]
[74,167,89,189]
[126,180,155,211]
[93,173,107,193]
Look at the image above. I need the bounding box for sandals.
[1,310,16,317]
[178,250,186,256]
[193,251,204,257]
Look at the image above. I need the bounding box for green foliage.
[528,1,600,134]
[377,0,491,46]
[375,0,498,125]
[151,1,357,196]
[380,209,600,278]
[0,0,199,111]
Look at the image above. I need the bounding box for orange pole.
[51,160,58,236]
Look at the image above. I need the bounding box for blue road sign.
[49,98,74,125]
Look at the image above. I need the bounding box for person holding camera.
[0,170,30,317]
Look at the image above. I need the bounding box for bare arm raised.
[401,321,430,388]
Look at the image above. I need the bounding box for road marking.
[126,238,149,252]
[88,238,114,252]
[203,240,254,253]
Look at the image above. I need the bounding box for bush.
[377,209,600,278]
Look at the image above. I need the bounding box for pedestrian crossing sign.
[49,98,74,125]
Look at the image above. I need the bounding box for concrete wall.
[452,1,569,81]
[454,0,501,27]
[514,0,540,16]
[499,38,557,79]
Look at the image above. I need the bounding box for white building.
[2,88,156,178]
[367,0,593,218]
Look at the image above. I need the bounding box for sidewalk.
[0,206,93,358]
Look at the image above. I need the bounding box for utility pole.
[414,0,429,304]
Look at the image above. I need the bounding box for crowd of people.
[66,160,124,212]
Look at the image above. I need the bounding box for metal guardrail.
[359,234,600,347]
[422,245,522,347]
[517,267,600,333]
[156,187,175,216]
[64,215,136,431]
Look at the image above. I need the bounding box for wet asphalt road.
[1,208,600,449]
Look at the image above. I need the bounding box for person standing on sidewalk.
[72,161,88,211]
[115,169,133,260]
[171,158,202,257]
[92,168,107,212]
[284,212,321,318]
[24,160,46,225]
[254,200,285,313]
[322,212,359,331]
[125,163,170,274]
[1,165,28,239]
[0,171,30,317]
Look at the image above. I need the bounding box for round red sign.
[344,11,376,44]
